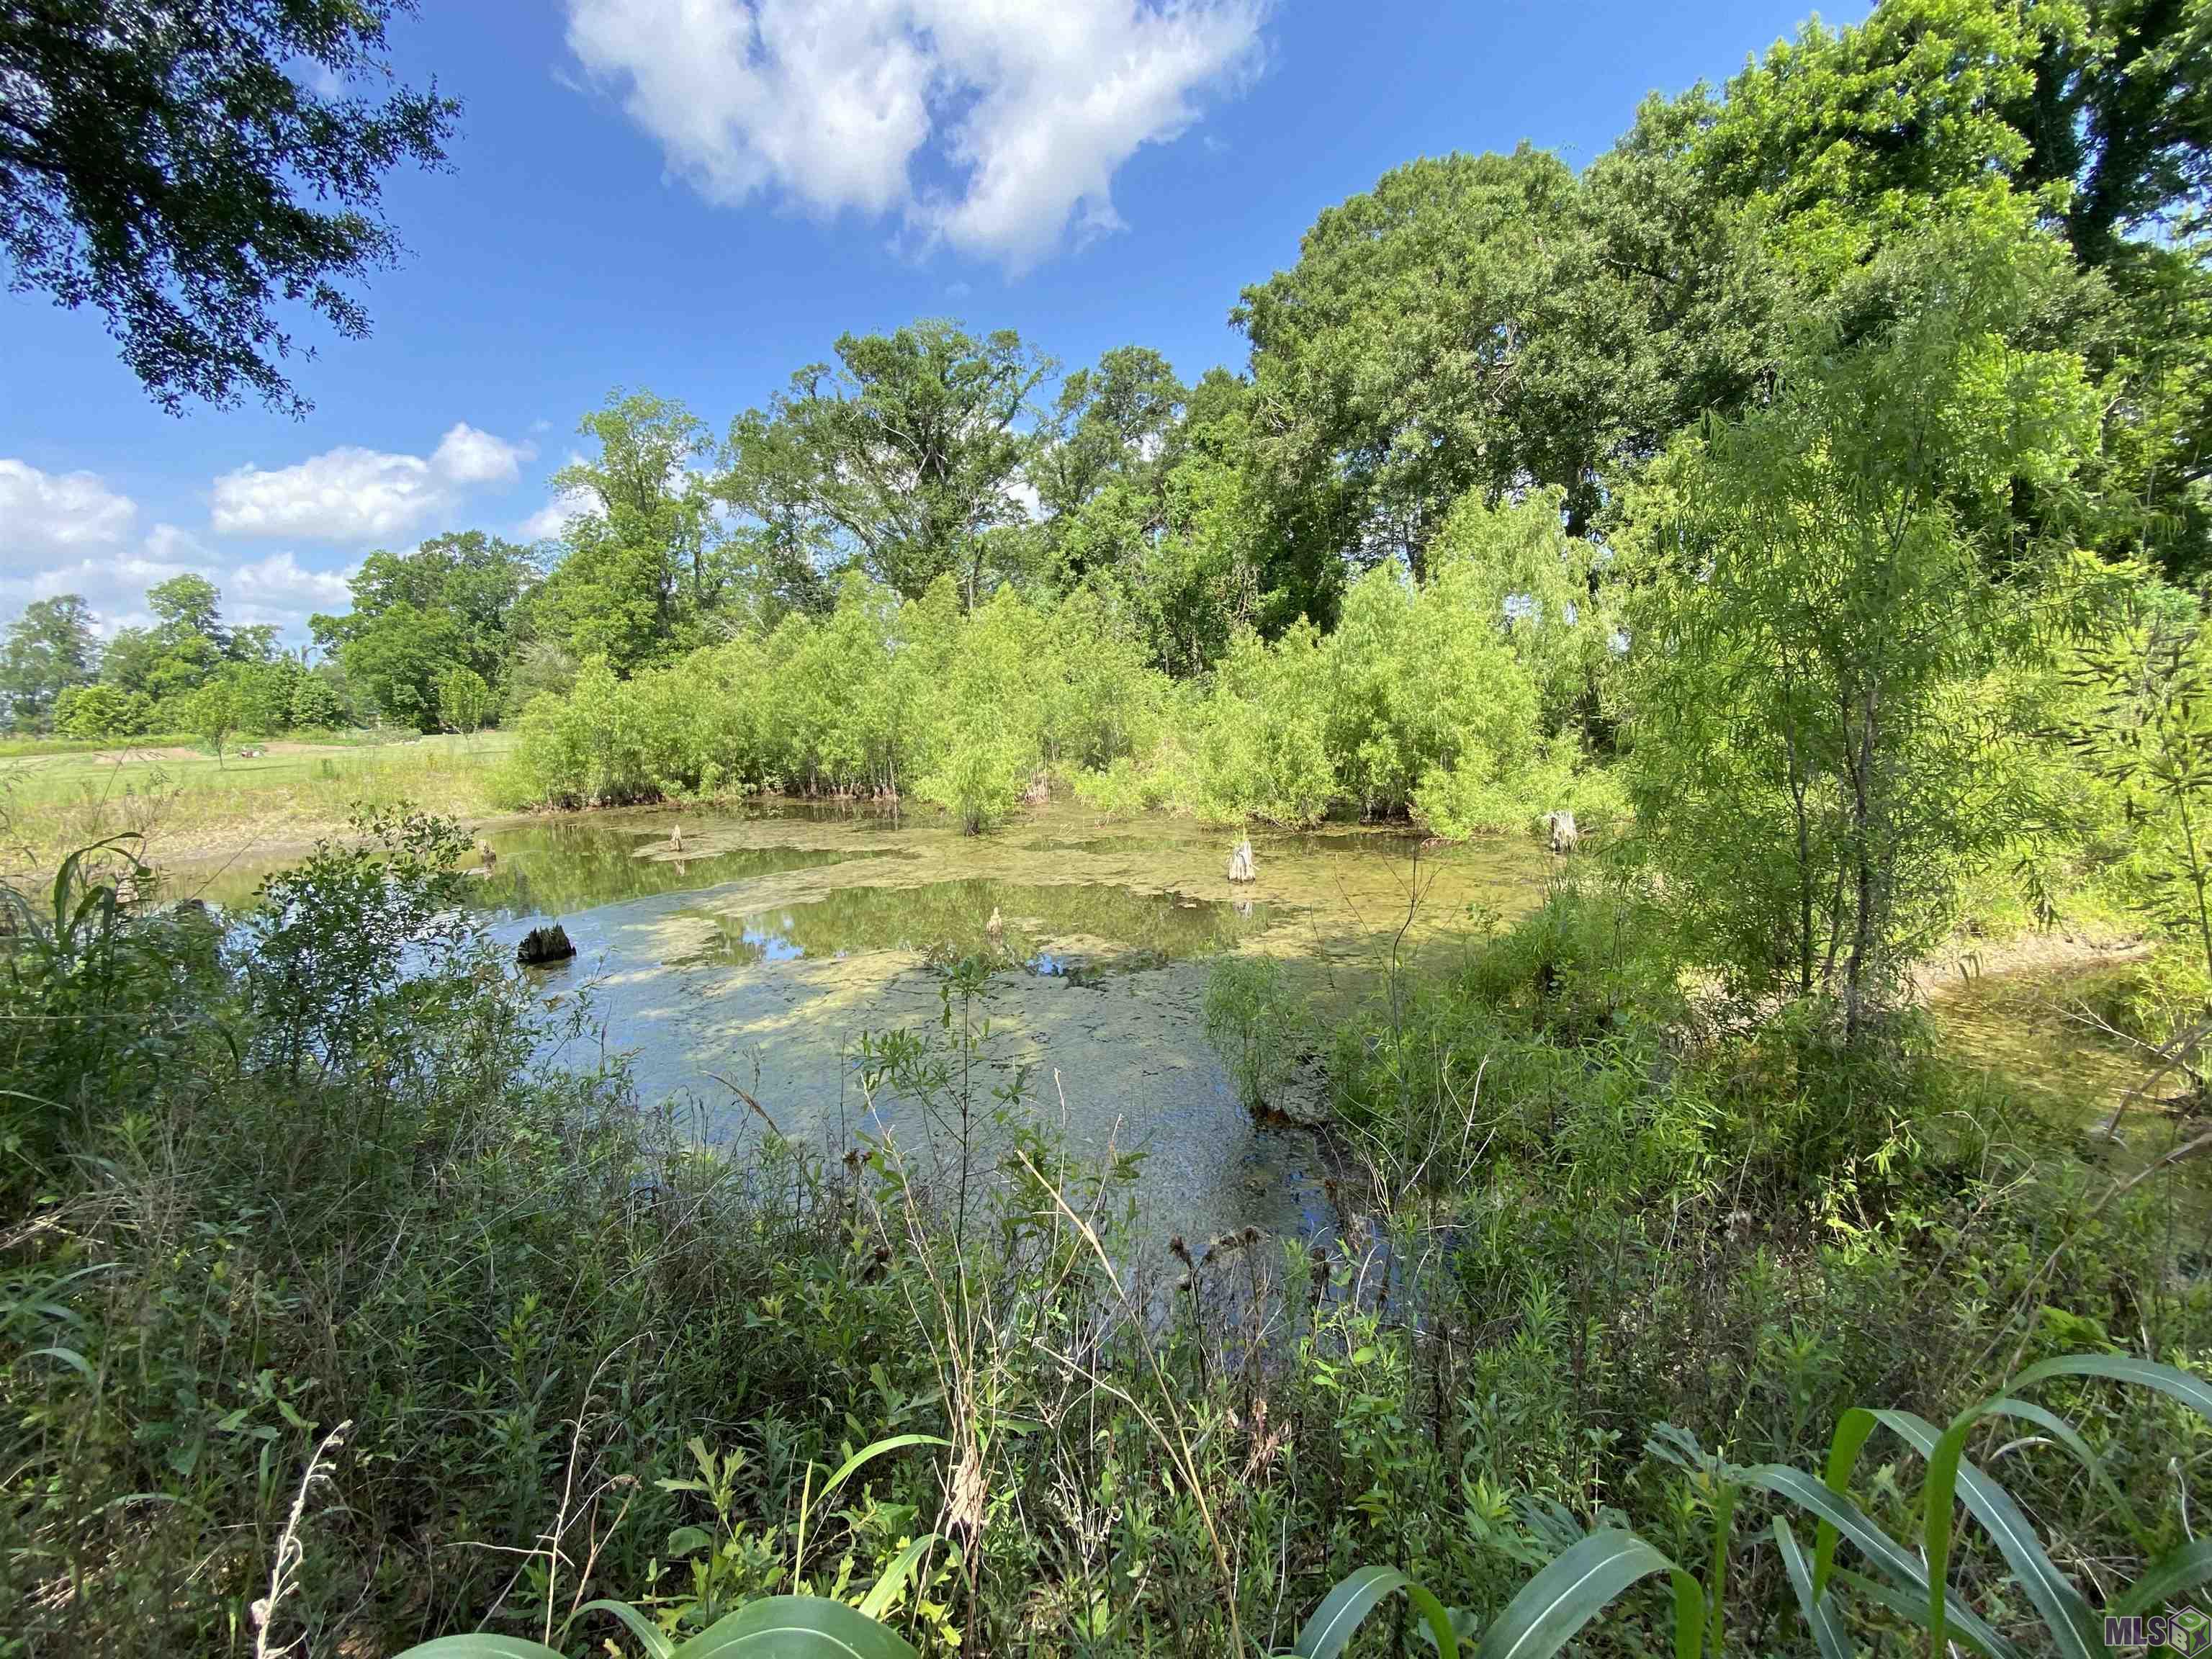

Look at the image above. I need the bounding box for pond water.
[179,801,1560,1244]
[173,800,2199,1249]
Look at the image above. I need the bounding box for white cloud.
[0,459,356,644]
[516,488,598,541]
[211,422,531,542]
[563,0,1267,269]
[0,459,138,559]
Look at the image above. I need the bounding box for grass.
[0,729,516,866]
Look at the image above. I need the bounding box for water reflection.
[670,877,1283,974]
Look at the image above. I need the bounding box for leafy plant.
[1295,1352,2212,1659]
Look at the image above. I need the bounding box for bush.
[53,683,154,739]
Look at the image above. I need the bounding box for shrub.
[53,683,154,740]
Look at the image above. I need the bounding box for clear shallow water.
[176,800,1560,1244]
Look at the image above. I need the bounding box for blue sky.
[0,0,1863,642]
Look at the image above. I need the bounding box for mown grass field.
[0,730,516,867]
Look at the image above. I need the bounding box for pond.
[174,799,2195,1250]
[179,800,1560,1244]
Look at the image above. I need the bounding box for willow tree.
[1622,207,2098,1037]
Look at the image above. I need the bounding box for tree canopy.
[0,0,457,413]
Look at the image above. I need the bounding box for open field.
[0,730,516,868]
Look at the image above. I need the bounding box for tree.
[1238,148,1608,577]
[0,594,99,731]
[0,0,457,413]
[1030,346,1187,533]
[53,682,151,739]
[288,670,347,731]
[148,573,223,644]
[101,573,233,701]
[436,664,493,736]
[313,531,534,727]
[534,392,723,672]
[728,321,1053,607]
[180,675,239,757]
[1620,210,2098,1038]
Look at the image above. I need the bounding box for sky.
[0,0,1868,646]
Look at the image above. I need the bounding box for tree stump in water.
[1226,839,1256,883]
[517,923,576,966]
[1543,811,1580,854]
[1022,771,1050,806]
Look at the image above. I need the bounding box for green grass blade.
[389,1640,568,1659]
[1814,1406,1881,1597]
[2115,1538,2212,1617]
[1771,1519,1852,1659]
[856,1534,943,1622]
[1292,1565,1460,1659]
[2008,1353,2212,1426]
[1742,1462,2024,1658]
[676,1595,922,1658]
[794,1434,948,1584]
[1972,1398,2145,1548]
[1879,1409,2100,1659]
[1833,1569,2018,1659]
[572,1599,675,1659]
[1470,1529,1679,1659]
[1739,1464,1925,1592]
[815,1435,950,1511]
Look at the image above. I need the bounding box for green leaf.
[1738,1463,2020,1658]
[1292,1564,1462,1659]
[814,1434,948,1513]
[1771,1519,1851,1659]
[1470,1529,1684,1659]
[793,1433,948,1588]
[389,1639,567,1659]
[1973,1398,2144,1548]
[1834,1569,2015,1659]
[572,1599,675,1659]
[675,1595,922,1658]
[2008,1352,2212,1428]
[2114,1538,2212,1618]
[24,1345,91,1376]
[1881,1408,2101,1659]
[1812,1406,1881,1596]
[856,1534,943,1622]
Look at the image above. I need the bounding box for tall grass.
[0,732,512,863]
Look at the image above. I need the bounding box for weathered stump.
[517,923,577,966]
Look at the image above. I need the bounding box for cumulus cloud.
[211,423,531,542]
[0,534,354,644]
[0,459,138,558]
[0,459,356,644]
[563,0,1267,269]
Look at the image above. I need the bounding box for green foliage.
[0,595,98,732]
[1620,205,2097,1033]
[1202,956,1305,1112]
[1091,554,1579,834]
[497,575,1164,820]
[438,664,495,736]
[0,0,455,413]
[725,321,1053,606]
[177,674,239,756]
[287,669,349,731]
[313,531,535,729]
[52,681,152,740]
